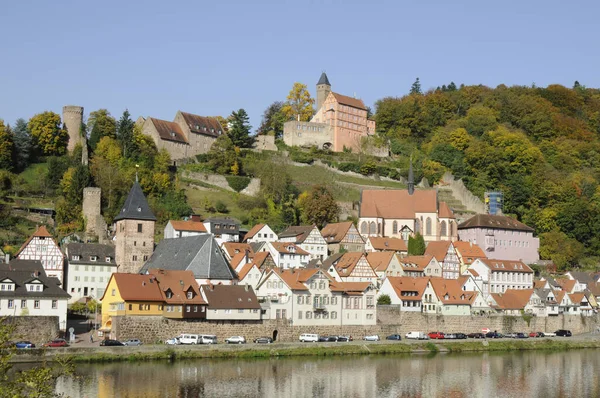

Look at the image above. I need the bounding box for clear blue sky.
[1,0,599,131]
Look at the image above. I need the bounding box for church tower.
[316,72,331,113]
[114,180,156,273]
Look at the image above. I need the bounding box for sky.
[1,0,599,131]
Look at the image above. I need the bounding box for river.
[55,349,600,398]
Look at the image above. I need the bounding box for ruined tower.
[316,72,331,113]
[63,105,84,153]
[82,187,107,242]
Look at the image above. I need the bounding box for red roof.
[479,259,533,273]
[366,251,396,272]
[169,220,207,233]
[429,278,477,305]
[384,276,429,301]
[424,241,452,262]
[360,189,439,219]
[453,241,487,264]
[149,118,187,144]
[331,92,367,110]
[243,224,266,241]
[16,225,58,257]
[399,255,435,271]
[270,242,309,256]
[110,273,164,302]
[367,237,407,252]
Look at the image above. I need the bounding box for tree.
[258,101,286,138]
[408,233,426,255]
[298,185,339,228]
[88,109,117,151]
[11,118,33,171]
[207,134,238,174]
[0,120,14,170]
[215,116,230,134]
[410,78,422,95]
[28,111,69,156]
[282,82,315,122]
[116,109,135,158]
[377,294,392,305]
[228,109,254,148]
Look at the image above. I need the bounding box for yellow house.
[100,273,164,338]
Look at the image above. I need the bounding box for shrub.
[226,175,251,192]
[215,200,229,213]
[196,153,211,163]
[377,294,391,305]
[337,162,361,173]
[360,161,377,175]
[290,151,314,164]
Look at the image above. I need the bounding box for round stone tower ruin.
[63,105,84,153]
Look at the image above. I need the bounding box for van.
[178,334,201,345]
[299,333,319,343]
[199,335,218,344]
[405,331,428,340]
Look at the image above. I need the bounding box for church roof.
[114,181,157,222]
[317,72,331,86]
[360,189,439,219]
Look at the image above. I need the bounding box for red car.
[42,339,69,348]
[428,332,445,340]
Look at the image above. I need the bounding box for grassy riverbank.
[10,338,600,364]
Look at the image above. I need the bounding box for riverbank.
[8,337,600,364]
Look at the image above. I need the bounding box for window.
[132,255,137,261]
[331,297,337,305]
[8,300,14,309]
[112,289,116,296]
[137,224,143,233]
[297,296,303,305]
[393,221,398,234]
[129,304,133,310]
[440,221,447,237]
[52,300,57,309]
[34,300,41,309]
[186,306,191,312]
[73,256,80,261]
[21,300,27,309]
[90,256,98,262]
[306,311,312,319]
[426,218,432,236]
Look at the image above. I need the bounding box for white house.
[16,225,65,283]
[243,224,278,244]
[203,218,240,245]
[378,276,429,311]
[278,225,328,261]
[64,243,117,303]
[424,241,460,280]
[426,278,477,316]
[325,252,379,285]
[164,215,208,239]
[367,251,403,281]
[267,242,310,269]
[467,258,534,294]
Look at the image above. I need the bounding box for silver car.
[225,336,246,344]
[165,337,180,345]
[363,335,380,341]
[123,339,143,346]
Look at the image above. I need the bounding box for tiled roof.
[140,235,237,281]
[147,269,206,305]
[243,224,266,241]
[453,241,487,264]
[399,255,435,271]
[367,237,407,252]
[321,222,355,244]
[322,253,344,270]
[554,278,576,293]
[458,214,534,232]
[169,220,207,233]
[429,278,477,305]
[360,189,439,219]
[329,281,371,293]
[438,201,454,218]
[149,117,187,143]
[222,242,254,259]
[0,263,70,299]
[65,243,116,266]
[533,280,547,289]
[568,292,585,305]
[274,268,322,291]
[588,282,600,296]
[467,269,479,277]
[554,290,567,304]
[479,259,533,273]
[568,271,594,286]
[270,242,309,256]
[180,112,223,138]
[384,276,428,301]
[110,273,164,302]
[334,252,367,275]
[114,181,156,222]
[237,263,258,281]
[251,252,272,269]
[331,92,366,110]
[15,225,57,257]
[491,289,534,310]
[366,251,396,272]
[424,241,452,262]
[278,225,314,243]
[201,284,261,309]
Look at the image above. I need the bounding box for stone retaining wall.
[183,171,261,196]
[2,316,59,343]
[112,307,600,343]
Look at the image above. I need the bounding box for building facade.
[64,243,117,303]
[16,226,65,283]
[468,258,534,294]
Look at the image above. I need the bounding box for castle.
[283,73,377,153]
[62,105,88,165]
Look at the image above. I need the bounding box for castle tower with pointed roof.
[316,72,331,113]
[114,181,156,273]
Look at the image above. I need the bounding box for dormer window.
[187,291,193,299]
[166,291,173,299]
[105,257,111,262]
[90,256,98,262]
[72,255,80,261]
[203,127,207,131]
[137,207,142,212]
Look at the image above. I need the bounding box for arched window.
[361,221,367,234]
[449,221,454,237]
[369,222,376,235]
[440,221,447,237]
[414,219,420,235]
[377,223,381,235]
[426,218,432,236]
[393,221,398,234]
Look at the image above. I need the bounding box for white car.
[363,335,380,341]
[165,337,180,345]
[405,331,428,340]
[225,336,246,344]
[543,332,556,337]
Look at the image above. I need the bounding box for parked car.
[528,332,537,338]
[42,339,69,348]
[455,333,467,339]
[123,339,143,346]
[337,336,352,342]
[428,332,445,340]
[15,341,35,349]
[100,339,124,346]
[199,335,218,344]
[386,334,402,341]
[405,331,428,340]
[543,332,556,337]
[467,333,484,339]
[485,332,502,339]
[363,335,380,341]
[225,336,246,344]
[319,336,338,342]
[555,329,572,337]
[445,333,457,340]
[515,332,529,339]
[299,333,319,343]
[165,337,180,345]
[253,337,273,344]
[505,333,517,338]
[535,332,545,337]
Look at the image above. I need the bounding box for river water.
[55,350,600,398]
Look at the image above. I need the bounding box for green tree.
[410,78,422,95]
[258,101,286,138]
[282,82,315,122]
[460,105,499,136]
[207,134,238,174]
[228,108,254,148]
[0,120,14,170]
[11,118,33,171]
[116,109,135,158]
[28,111,69,156]
[377,294,392,305]
[298,185,339,228]
[88,109,117,150]
[408,233,426,255]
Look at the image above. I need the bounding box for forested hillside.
[374,81,600,269]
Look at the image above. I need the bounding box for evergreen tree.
[257,101,286,138]
[407,232,426,255]
[447,82,457,91]
[116,109,135,158]
[410,78,422,95]
[11,118,33,171]
[228,108,254,148]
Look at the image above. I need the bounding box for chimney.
[244,249,250,265]
[4,253,9,264]
[191,214,201,222]
[245,284,249,291]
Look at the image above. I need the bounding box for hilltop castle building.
[283,73,376,153]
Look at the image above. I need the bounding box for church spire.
[408,157,414,195]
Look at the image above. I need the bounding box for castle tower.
[83,187,107,240]
[114,181,156,273]
[63,105,84,153]
[316,72,331,113]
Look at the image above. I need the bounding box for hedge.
[225,176,251,192]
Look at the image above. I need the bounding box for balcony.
[313,302,326,311]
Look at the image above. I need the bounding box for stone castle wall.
[2,316,59,343]
[253,135,278,151]
[439,172,485,214]
[112,307,599,343]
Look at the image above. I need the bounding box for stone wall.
[112,307,600,343]
[438,172,485,214]
[2,316,59,344]
[183,171,261,197]
[253,135,278,151]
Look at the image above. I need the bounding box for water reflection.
[55,350,600,398]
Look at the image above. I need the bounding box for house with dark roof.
[278,225,327,260]
[16,225,65,283]
[203,218,240,246]
[458,214,540,264]
[140,235,237,285]
[200,284,261,321]
[164,215,208,239]
[114,180,156,274]
[0,259,70,329]
[139,110,224,164]
[64,243,117,303]
[320,221,365,254]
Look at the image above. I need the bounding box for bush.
[360,161,377,175]
[226,175,251,192]
[196,153,211,163]
[290,151,314,164]
[215,200,229,213]
[337,162,361,173]
[377,294,391,305]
